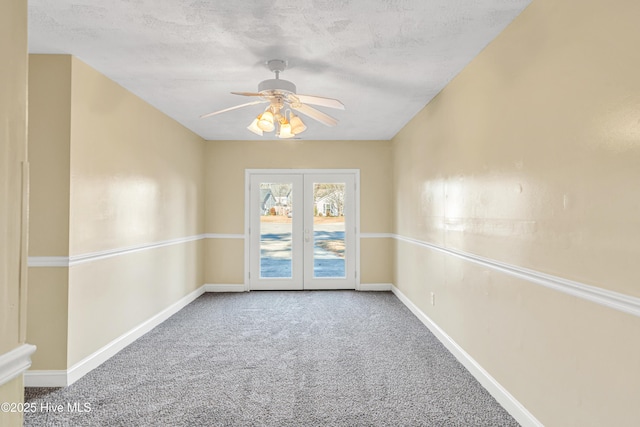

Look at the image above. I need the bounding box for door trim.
[244,169,360,291]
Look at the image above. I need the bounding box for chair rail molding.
[28,235,207,268]
[0,344,37,386]
[393,233,640,318]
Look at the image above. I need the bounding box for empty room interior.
[2,0,640,426]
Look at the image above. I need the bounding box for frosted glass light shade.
[247,118,263,136]
[290,114,307,134]
[278,123,294,138]
[257,111,275,132]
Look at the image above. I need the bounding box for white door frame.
[244,169,360,291]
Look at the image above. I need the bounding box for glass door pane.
[250,174,303,290]
[248,171,356,291]
[259,182,293,278]
[312,183,346,278]
[303,173,355,290]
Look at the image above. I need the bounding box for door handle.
[304,228,311,243]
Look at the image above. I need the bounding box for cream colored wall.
[66,56,206,365]
[205,239,244,284]
[27,268,68,370]
[28,55,71,257]
[27,55,73,371]
[0,377,24,427]
[67,241,203,365]
[392,0,640,425]
[70,57,204,254]
[360,238,393,284]
[0,0,29,424]
[0,0,28,356]
[204,140,393,285]
[27,55,206,369]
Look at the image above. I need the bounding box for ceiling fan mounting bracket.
[266,59,287,74]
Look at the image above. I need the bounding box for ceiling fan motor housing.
[258,78,296,95]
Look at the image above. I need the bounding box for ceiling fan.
[200,59,345,138]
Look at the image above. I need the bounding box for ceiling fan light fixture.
[278,122,294,139]
[247,117,263,136]
[290,113,307,134]
[200,59,344,138]
[257,110,275,132]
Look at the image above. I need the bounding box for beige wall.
[27,55,72,371]
[21,1,640,424]
[204,140,393,285]
[0,377,24,427]
[28,56,71,257]
[27,268,68,370]
[392,0,640,425]
[0,0,29,424]
[67,56,205,364]
[67,241,203,365]
[27,55,206,369]
[69,58,205,254]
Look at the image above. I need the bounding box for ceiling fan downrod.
[258,60,296,95]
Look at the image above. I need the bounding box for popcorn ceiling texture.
[28,0,530,140]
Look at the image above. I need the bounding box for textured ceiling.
[28,0,531,141]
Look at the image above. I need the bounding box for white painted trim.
[355,172,361,290]
[25,286,207,387]
[28,256,70,267]
[391,285,543,427]
[0,344,37,386]
[69,234,206,266]
[360,233,394,239]
[393,234,640,318]
[245,169,361,292]
[204,284,246,292]
[28,235,208,268]
[66,285,205,385]
[23,370,67,388]
[246,168,361,175]
[359,283,393,291]
[28,231,389,269]
[244,170,252,291]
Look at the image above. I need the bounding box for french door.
[247,170,358,290]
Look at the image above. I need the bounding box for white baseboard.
[25,285,207,388]
[204,284,246,292]
[390,285,543,427]
[23,370,67,387]
[359,283,393,291]
[24,280,540,427]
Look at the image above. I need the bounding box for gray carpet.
[25,291,519,426]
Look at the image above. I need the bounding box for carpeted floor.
[25,291,519,426]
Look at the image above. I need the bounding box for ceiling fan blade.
[294,94,345,110]
[291,103,338,127]
[231,92,264,97]
[200,100,266,119]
